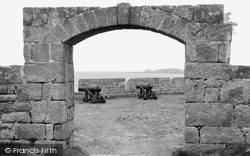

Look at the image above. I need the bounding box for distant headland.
[144,68,184,74]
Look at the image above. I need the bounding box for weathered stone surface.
[0,103,13,113]
[67,106,74,120]
[130,6,141,25]
[194,4,224,23]
[82,11,98,30]
[168,17,189,40]
[24,26,48,43]
[46,124,54,140]
[55,7,98,25]
[42,83,51,100]
[51,43,72,63]
[67,83,74,101]
[12,140,31,144]
[0,95,17,102]
[101,7,115,27]
[23,43,32,63]
[72,14,89,33]
[175,5,193,21]
[51,83,65,100]
[185,127,199,143]
[0,66,23,84]
[35,140,67,149]
[243,128,250,144]
[0,84,20,95]
[46,101,67,123]
[14,124,46,140]
[117,3,130,25]
[218,41,231,63]
[23,7,34,26]
[0,86,8,95]
[186,103,233,127]
[202,23,232,41]
[204,79,223,88]
[2,112,30,123]
[64,45,73,64]
[205,88,219,103]
[61,19,80,38]
[200,127,244,144]
[50,25,70,42]
[185,79,205,103]
[187,41,219,62]
[31,8,56,28]
[42,32,60,44]
[158,14,178,34]
[51,44,64,63]
[17,83,42,101]
[31,101,47,123]
[0,123,15,139]
[66,63,74,82]
[24,63,65,83]
[220,79,250,104]
[185,62,231,80]
[182,22,203,40]
[139,7,166,30]
[54,121,73,140]
[13,102,31,111]
[184,144,226,153]
[66,99,74,108]
[32,43,50,62]
[94,8,109,27]
[235,105,250,127]
[231,65,250,79]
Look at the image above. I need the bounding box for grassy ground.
[73,94,185,156]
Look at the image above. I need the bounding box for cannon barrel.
[136,84,153,89]
[78,86,101,92]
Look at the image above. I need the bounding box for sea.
[74,71,184,92]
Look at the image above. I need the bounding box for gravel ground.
[73,94,185,156]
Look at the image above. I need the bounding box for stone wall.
[77,78,126,98]
[76,77,184,99]
[185,65,250,152]
[0,65,72,148]
[0,2,246,152]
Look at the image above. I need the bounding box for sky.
[0,0,249,72]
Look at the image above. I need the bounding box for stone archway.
[0,2,248,152]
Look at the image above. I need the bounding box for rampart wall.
[75,77,184,99]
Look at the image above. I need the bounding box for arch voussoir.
[117,3,130,25]
[94,8,109,27]
[105,7,118,26]
[139,6,166,30]
[61,18,80,39]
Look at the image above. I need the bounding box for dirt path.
[74,94,185,156]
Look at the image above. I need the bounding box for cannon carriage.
[78,86,106,103]
[136,84,157,100]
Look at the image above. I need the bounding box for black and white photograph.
[0,0,250,155]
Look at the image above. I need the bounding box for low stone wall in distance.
[75,77,184,100]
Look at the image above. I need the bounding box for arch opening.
[72,28,185,155]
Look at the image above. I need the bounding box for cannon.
[135,84,157,100]
[78,86,106,103]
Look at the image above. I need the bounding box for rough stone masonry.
[0,2,249,152]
